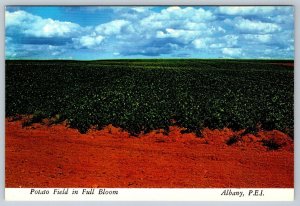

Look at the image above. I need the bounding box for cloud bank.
[5,6,294,59]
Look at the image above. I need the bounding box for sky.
[5,6,294,60]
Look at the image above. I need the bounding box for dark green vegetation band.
[6,59,294,136]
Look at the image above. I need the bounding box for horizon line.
[5,58,295,61]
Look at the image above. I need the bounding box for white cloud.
[28,19,80,38]
[222,48,242,57]
[156,28,198,43]
[244,34,272,43]
[209,43,225,48]
[268,13,294,26]
[73,33,104,49]
[222,35,239,46]
[183,22,206,30]
[140,6,215,29]
[193,39,207,49]
[131,7,149,13]
[6,10,80,38]
[233,17,281,33]
[5,6,294,59]
[213,26,226,33]
[95,20,129,35]
[163,7,215,21]
[219,6,275,15]
[6,10,34,27]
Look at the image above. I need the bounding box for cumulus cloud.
[219,6,276,15]
[231,17,281,34]
[6,10,80,38]
[192,39,207,49]
[140,6,215,30]
[222,48,243,57]
[73,33,104,49]
[5,6,294,59]
[95,20,130,35]
[156,28,199,44]
[244,34,272,43]
[142,6,215,24]
[222,35,239,46]
[131,7,149,13]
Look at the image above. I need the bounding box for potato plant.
[6,59,294,136]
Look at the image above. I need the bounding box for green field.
[6,59,294,136]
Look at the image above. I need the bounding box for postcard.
[5,5,294,201]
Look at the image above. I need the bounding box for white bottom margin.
[5,188,294,201]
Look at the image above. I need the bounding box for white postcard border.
[1,0,299,205]
[5,188,294,201]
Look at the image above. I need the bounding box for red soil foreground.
[6,119,294,188]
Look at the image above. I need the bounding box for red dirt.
[5,119,294,188]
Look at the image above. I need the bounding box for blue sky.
[5,6,294,60]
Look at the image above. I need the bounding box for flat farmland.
[5,59,294,188]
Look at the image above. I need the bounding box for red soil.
[5,119,294,188]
